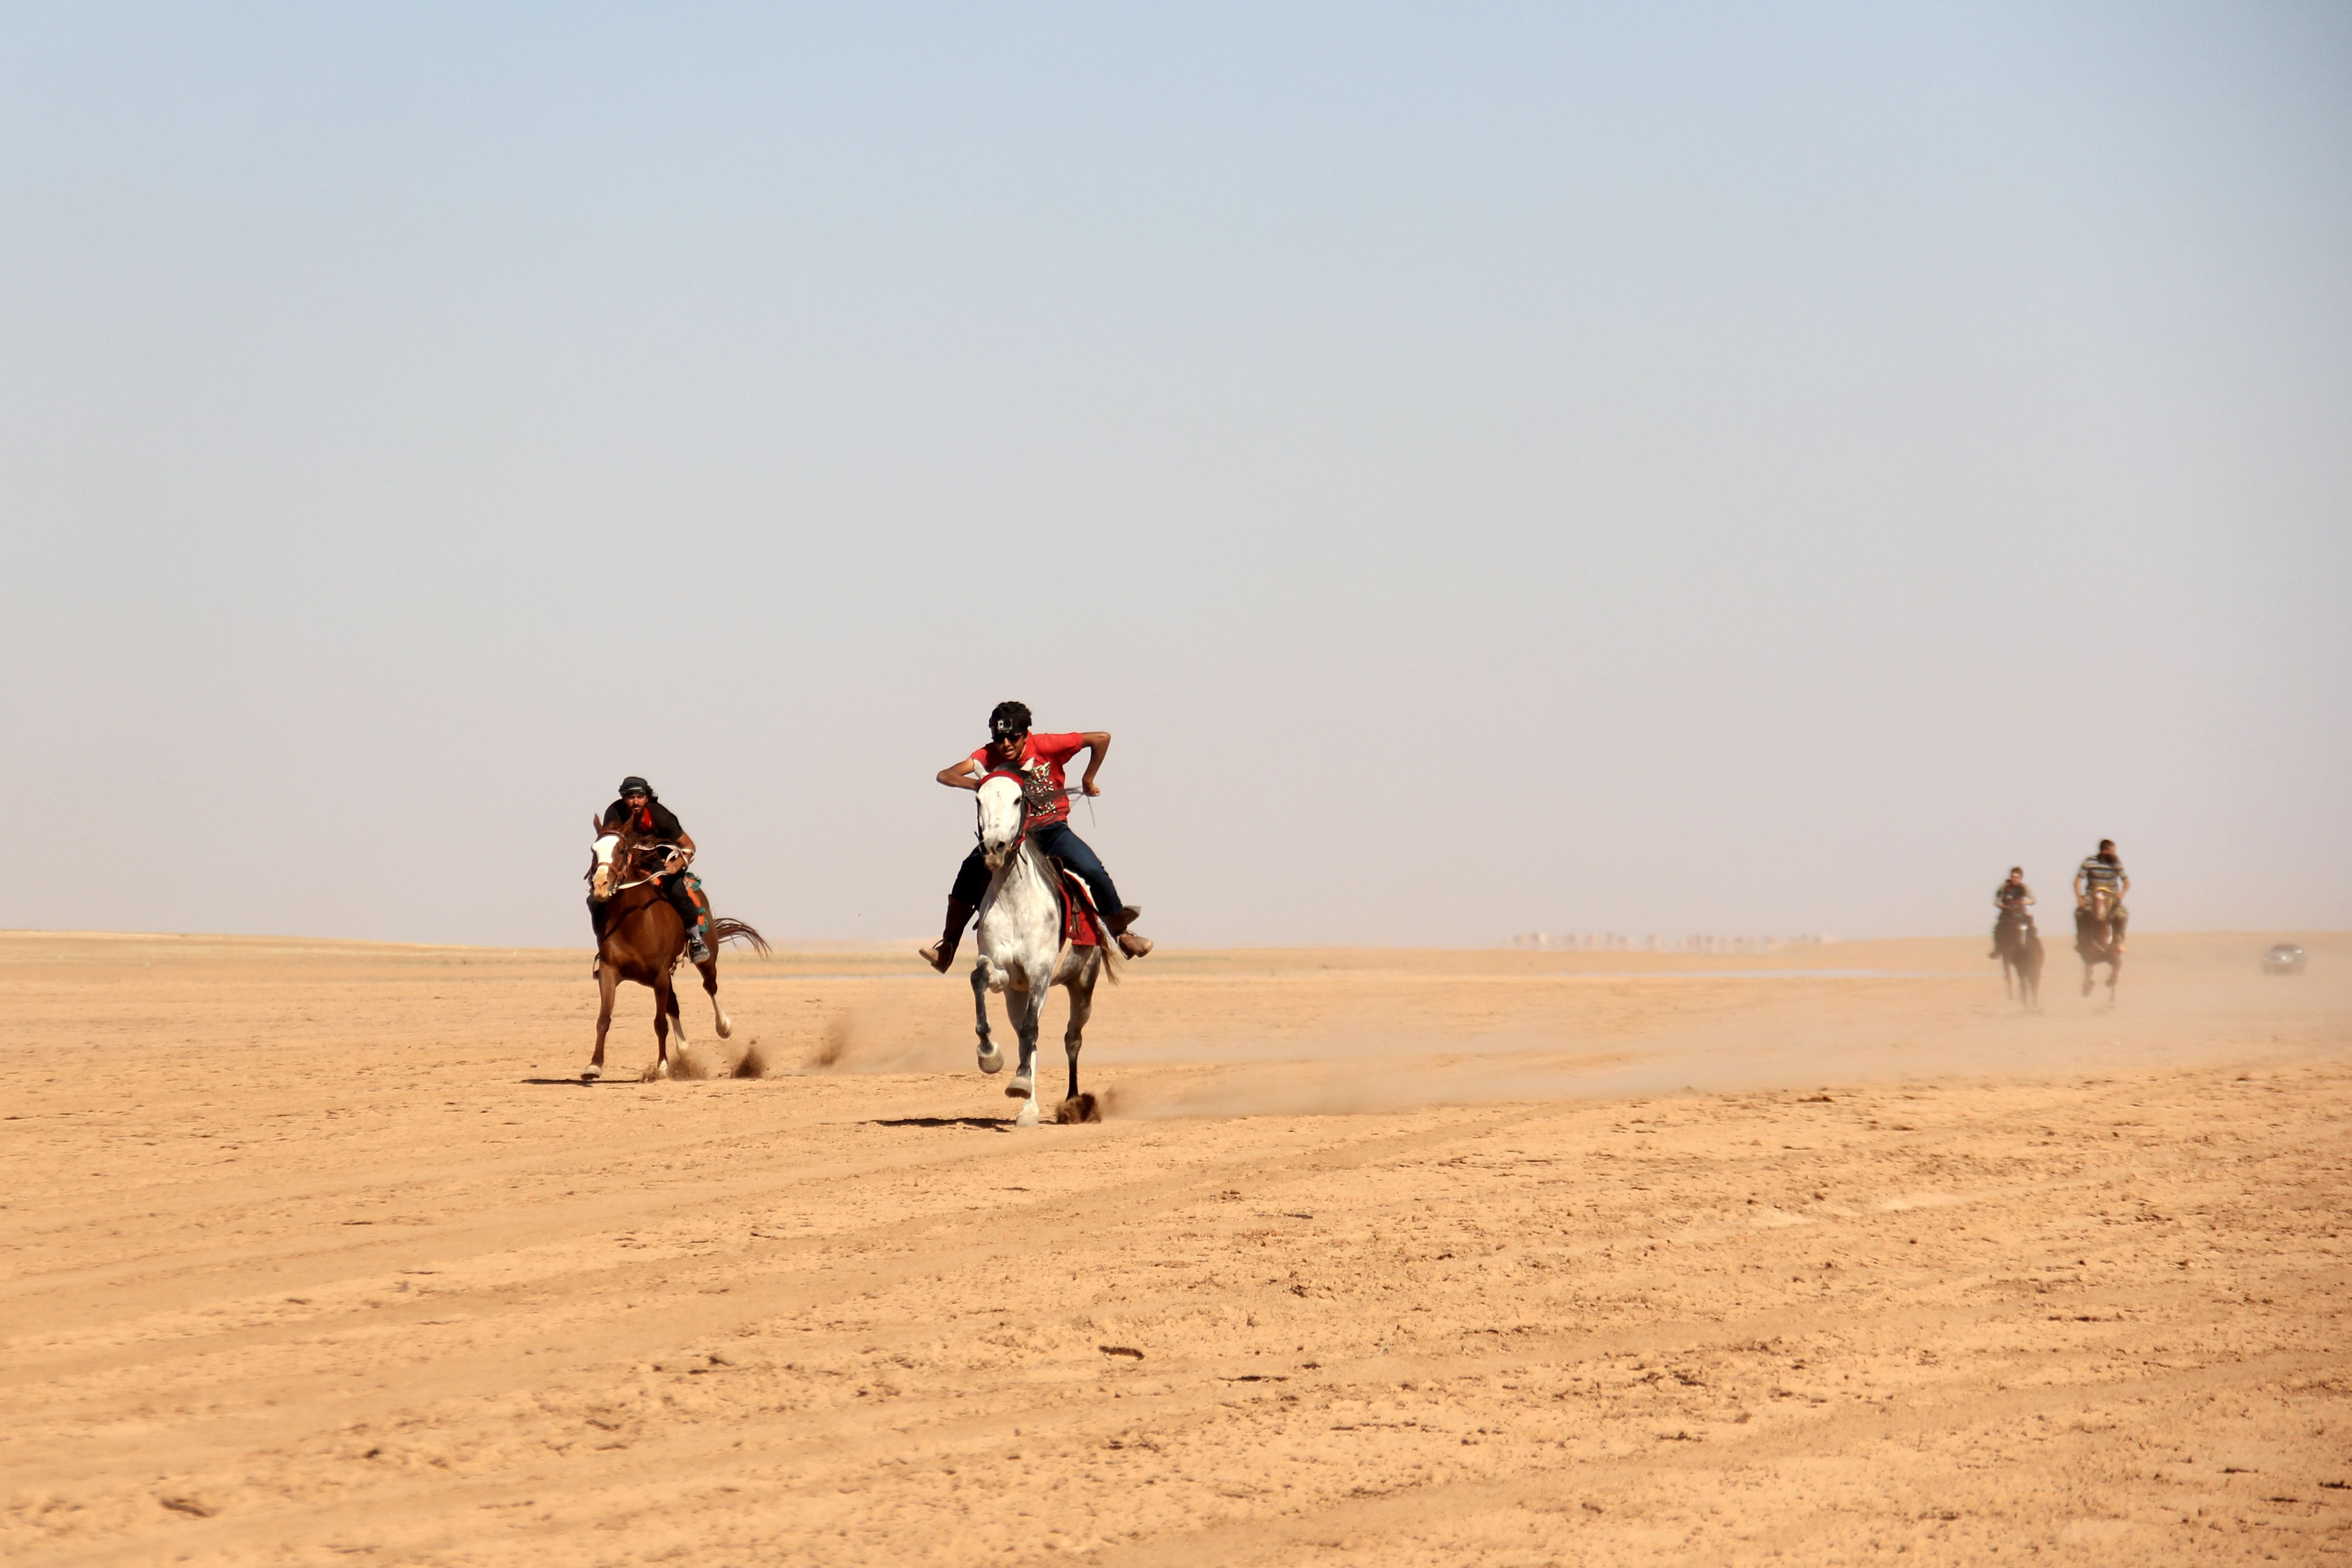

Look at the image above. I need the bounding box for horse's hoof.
[715,1017,732,1039]
[581,1065,602,1083]
[976,1043,1003,1074]
[1014,1100,1039,1128]
[1005,1069,1034,1100]
[1056,1093,1101,1124]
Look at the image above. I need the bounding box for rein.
[590,834,684,897]
[976,769,1037,854]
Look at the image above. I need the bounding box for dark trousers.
[950,823,1124,918]
[660,872,701,933]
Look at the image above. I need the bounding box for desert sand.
[2,929,2347,1565]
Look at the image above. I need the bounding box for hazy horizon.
[5,4,2347,950]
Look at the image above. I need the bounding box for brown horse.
[1994,909,2043,1010]
[584,818,768,1081]
[2073,885,2124,1004]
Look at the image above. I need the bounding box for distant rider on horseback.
[1989,866,2035,959]
[2073,839,2129,952]
[920,701,1153,971]
[597,776,711,963]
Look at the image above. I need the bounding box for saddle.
[1045,857,1107,949]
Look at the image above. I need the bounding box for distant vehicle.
[2263,943,2307,976]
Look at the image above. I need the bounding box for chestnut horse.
[2073,885,2124,1004]
[584,819,768,1081]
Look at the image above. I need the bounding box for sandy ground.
[3,929,2348,1566]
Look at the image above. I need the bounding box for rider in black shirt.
[597,776,709,961]
[1989,866,2035,958]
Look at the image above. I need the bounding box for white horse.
[970,774,1116,1127]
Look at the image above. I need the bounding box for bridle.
[589,832,683,896]
[975,768,1034,857]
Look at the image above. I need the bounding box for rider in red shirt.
[920,700,1153,971]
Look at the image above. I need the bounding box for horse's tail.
[1092,907,1124,985]
[711,917,771,956]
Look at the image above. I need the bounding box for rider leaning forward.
[2074,838,2130,950]
[597,776,711,962]
[921,701,1153,971]
[1988,866,2036,958]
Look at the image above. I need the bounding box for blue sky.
[4,3,2347,945]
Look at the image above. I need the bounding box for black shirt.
[602,798,685,842]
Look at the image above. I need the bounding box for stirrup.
[687,932,712,962]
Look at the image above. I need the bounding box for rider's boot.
[920,897,978,974]
[1105,904,1152,959]
[665,885,711,963]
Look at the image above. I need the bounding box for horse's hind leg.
[1062,966,1095,1102]
[698,957,731,1039]
[971,962,1002,1073]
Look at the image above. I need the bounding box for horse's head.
[587,816,626,902]
[975,773,1029,870]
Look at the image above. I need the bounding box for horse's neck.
[991,840,1054,913]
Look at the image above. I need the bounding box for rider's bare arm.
[936,758,985,791]
[675,830,696,863]
[1077,731,1110,795]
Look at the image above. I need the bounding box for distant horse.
[969,773,1118,1127]
[2073,885,2124,1004]
[1994,909,2043,1009]
[584,819,768,1081]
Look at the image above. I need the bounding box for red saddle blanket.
[1052,864,1103,948]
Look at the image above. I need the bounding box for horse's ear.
[590,814,605,835]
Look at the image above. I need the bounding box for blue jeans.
[950,822,1124,919]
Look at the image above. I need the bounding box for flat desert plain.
[3,930,2348,1566]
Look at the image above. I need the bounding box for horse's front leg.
[971,961,1002,1073]
[650,974,680,1080]
[1005,985,1044,1123]
[587,961,618,1081]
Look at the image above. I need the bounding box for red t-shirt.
[969,732,1085,827]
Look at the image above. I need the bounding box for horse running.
[584,819,768,1080]
[2073,884,2124,1004]
[1994,909,2043,1009]
[969,773,1118,1127]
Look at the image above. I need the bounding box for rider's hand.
[1081,779,1101,797]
